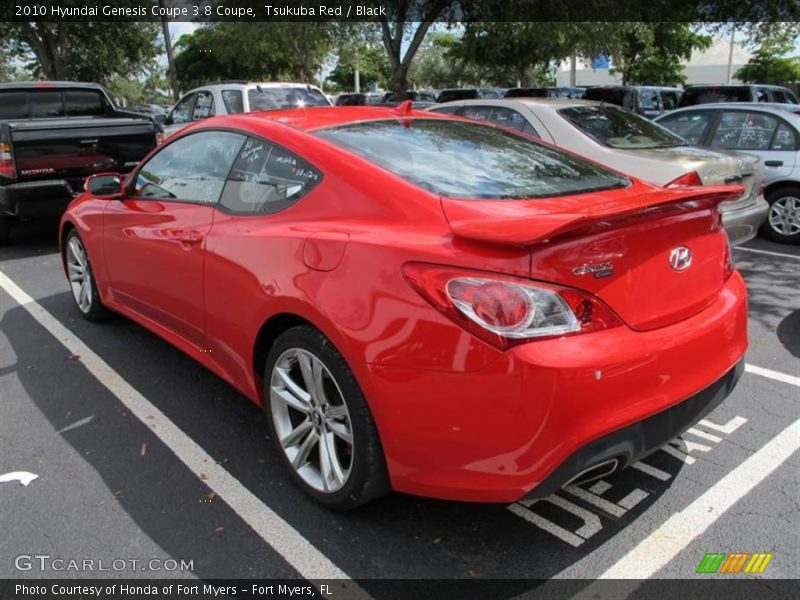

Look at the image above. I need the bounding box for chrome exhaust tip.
[564,458,619,487]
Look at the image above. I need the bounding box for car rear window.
[0,89,108,119]
[505,88,549,98]
[560,105,686,149]
[315,118,629,199]
[0,92,29,119]
[680,87,751,106]
[438,90,479,103]
[583,88,635,110]
[64,90,105,116]
[247,87,329,111]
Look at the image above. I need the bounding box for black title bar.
[3,0,800,22]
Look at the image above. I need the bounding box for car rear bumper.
[720,194,769,246]
[354,271,748,503]
[520,357,744,500]
[0,179,77,219]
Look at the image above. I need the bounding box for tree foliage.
[327,45,390,92]
[409,31,483,88]
[452,23,571,87]
[736,32,800,85]
[174,23,334,90]
[607,23,711,85]
[0,21,161,83]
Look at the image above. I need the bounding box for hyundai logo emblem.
[669,246,693,271]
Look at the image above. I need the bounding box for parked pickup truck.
[0,82,162,243]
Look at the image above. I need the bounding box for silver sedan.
[656,103,800,245]
[428,99,768,246]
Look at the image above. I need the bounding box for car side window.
[456,106,538,136]
[132,131,246,204]
[771,123,797,151]
[220,136,322,215]
[429,106,460,115]
[711,111,779,150]
[192,91,214,120]
[221,90,244,114]
[639,90,660,111]
[661,91,679,111]
[658,111,713,145]
[170,93,195,125]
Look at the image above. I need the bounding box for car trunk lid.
[441,184,741,331]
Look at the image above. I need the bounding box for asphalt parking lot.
[0,223,798,595]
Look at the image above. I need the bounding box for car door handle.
[179,231,203,245]
[765,160,784,167]
[724,175,744,184]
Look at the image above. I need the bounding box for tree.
[409,31,483,88]
[452,23,570,87]
[174,23,334,91]
[736,33,800,85]
[0,21,161,84]
[106,71,172,106]
[379,0,453,97]
[607,23,711,85]
[327,45,390,92]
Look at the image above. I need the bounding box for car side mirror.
[85,174,124,199]
[154,113,167,125]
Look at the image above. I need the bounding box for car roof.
[0,81,105,90]
[660,102,800,118]
[215,106,453,132]
[433,98,605,111]
[187,82,322,93]
[684,83,792,90]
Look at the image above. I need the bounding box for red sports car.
[60,105,748,508]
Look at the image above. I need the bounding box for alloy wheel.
[66,236,93,313]
[768,195,800,236]
[269,348,354,493]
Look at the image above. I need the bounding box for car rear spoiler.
[442,185,744,247]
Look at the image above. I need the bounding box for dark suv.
[679,85,798,107]
[583,86,683,119]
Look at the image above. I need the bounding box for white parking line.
[745,363,800,387]
[579,415,800,591]
[0,271,366,594]
[734,246,800,260]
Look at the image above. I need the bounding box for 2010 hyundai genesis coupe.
[60,105,748,509]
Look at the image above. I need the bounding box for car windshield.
[247,87,329,111]
[559,105,687,149]
[315,118,629,199]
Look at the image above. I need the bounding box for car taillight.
[0,142,14,178]
[666,171,703,187]
[402,263,623,349]
[722,237,734,281]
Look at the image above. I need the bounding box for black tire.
[263,325,390,509]
[63,229,111,322]
[0,217,11,245]
[760,185,800,245]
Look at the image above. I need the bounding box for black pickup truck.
[0,82,162,243]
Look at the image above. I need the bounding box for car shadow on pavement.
[2,285,696,585]
[0,220,59,260]
[776,310,800,359]
[736,257,799,335]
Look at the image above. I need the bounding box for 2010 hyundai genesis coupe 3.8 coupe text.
[60,105,748,509]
